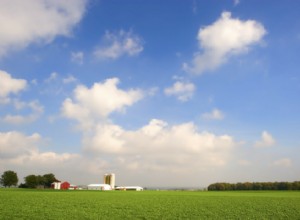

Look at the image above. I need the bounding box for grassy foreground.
[1,189,300,219]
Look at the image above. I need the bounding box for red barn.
[61,181,70,190]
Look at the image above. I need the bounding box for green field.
[1,189,300,219]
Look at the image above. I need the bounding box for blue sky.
[0,0,299,187]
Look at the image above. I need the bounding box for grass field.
[1,189,300,219]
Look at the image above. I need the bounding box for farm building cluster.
[51,173,143,191]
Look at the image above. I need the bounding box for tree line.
[1,170,59,189]
[208,181,300,191]
[19,173,59,188]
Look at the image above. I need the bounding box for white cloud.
[272,158,292,168]
[83,119,237,173]
[94,30,144,59]
[61,78,144,124]
[183,11,266,75]
[164,81,195,102]
[202,108,224,120]
[255,131,276,148]
[71,51,84,64]
[0,71,43,124]
[0,131,41,159]
[60,75,237,177]
[0,130,78,162]
[0,0,87,58]
[0,130,84,183]
[1,100,44,125]
[0,70,27,99]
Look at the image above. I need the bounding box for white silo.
[103,173,115,189]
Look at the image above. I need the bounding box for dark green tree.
[0,170,18,187]
[43,173,58,188]
[24,175,38,188]
[36,175,45,189]
[24,173,59,188]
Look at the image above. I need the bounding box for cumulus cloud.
[255,131,276,148]
[82,119,237,173]
[0,131,78,162]
[0,70,27,99]
[0,0,87,58]
[60,78,236,176]
[183,11,266,75]
[0,130,84,183]
[164,81,196,102]
[61,78,144,125]
[0,71,43,124]
[202,108,224,120]
[0,131,41,159]
[94,30,144,59]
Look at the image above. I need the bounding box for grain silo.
[103,173,115,189]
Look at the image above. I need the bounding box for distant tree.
[18,183,28,188]
[43,173,58,188]
[36,175,45,189]
[292,181,300,190]
[208,181,300,191]
[24,173,59,189]
[24,175,38,188]
[253,182,262,190]
[0,170,18,187]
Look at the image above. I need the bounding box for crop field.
[1,189,300,219]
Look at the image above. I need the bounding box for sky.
[0,0,299,188]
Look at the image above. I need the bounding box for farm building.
[87,184,112,191]
[68,184,78,190]
[104,173,115,189]
[115,186,143,191]
[51,181,72,190]
[51,181,61,189]
[60,181,70,190]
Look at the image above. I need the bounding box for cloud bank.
[83,120,237,173]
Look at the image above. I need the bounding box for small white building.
[51,182,61,190]
[87,184,112,191]
[115,186,143,191]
